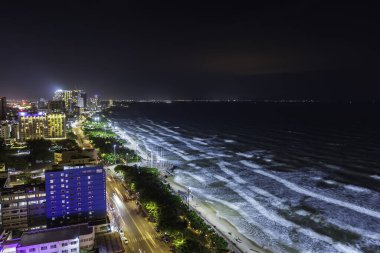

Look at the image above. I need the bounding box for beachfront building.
[45,165,106,228]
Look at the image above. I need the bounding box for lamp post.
[113,144,117,165]
[187,187,191,208]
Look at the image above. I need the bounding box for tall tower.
[0,97,7,120]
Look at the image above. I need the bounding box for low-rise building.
[0,184,46,231]
[54,149,98,166]
[0,224,94,253]
[16,223,94,253]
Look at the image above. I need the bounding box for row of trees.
[82,117,140,164]
[115,165,228,253]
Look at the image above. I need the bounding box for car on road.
[119,229,124,237]
[122,236,128,245]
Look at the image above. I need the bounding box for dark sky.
[0,1,379,100]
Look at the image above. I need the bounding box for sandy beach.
[165,176,270,253]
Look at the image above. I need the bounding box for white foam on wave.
[344,185,371,193]
[217,162,247,184]
[324,180,338,185]
[236,152,254,158]
[190,186,245,212]
[295,210,310,216]
[191,138,208,145]
[180,171,207,183]
[207,152,233,158]
[149,122,181,135]
[161,144,192,161]
[327,218,380,241]
[171,136,202,151]
[188,163,202,170]
[241,160,380,220]
[136,126,150,133]
[248,186,284,208]
[215,174,362,253]
[224,139,235,143]
[371,175,380,180]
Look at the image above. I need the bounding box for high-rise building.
[37,98,47,109]
[11,123,20,140]
[88,94,99,111]
[0,123,11,140]
[47,100,65,113]
[0,183,46,231]
[18,112,66,141]
[0,97,6,120]
[53,90,86,112]
[77,91,87,108]
[45,165,106,228]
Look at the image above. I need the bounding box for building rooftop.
[47,164,103,172]
[19,224,93,247]
[0,182,45,195]
[95,232,124,253]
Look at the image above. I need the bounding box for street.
[72,117,93,149]
[72,118,170,253]
[106,168,170,253]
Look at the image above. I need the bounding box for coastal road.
[106,168,170,253]
[72,118,169,252]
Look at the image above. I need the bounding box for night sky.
[0,1,378,100]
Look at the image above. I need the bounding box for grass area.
[115,165,229,253]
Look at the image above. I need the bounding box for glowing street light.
[113,144,117,165]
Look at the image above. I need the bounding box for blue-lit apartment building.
[45,165,106,228]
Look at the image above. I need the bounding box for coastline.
[166,176,270,253]
[108,122,269,253]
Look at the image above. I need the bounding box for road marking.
[113,184,156,253]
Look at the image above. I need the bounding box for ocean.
[107,102,380,253]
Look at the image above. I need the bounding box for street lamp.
[187,186,191,208]
[113,144,117,165]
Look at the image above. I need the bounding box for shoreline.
[107,119,269,253]
[166,176,269,253]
